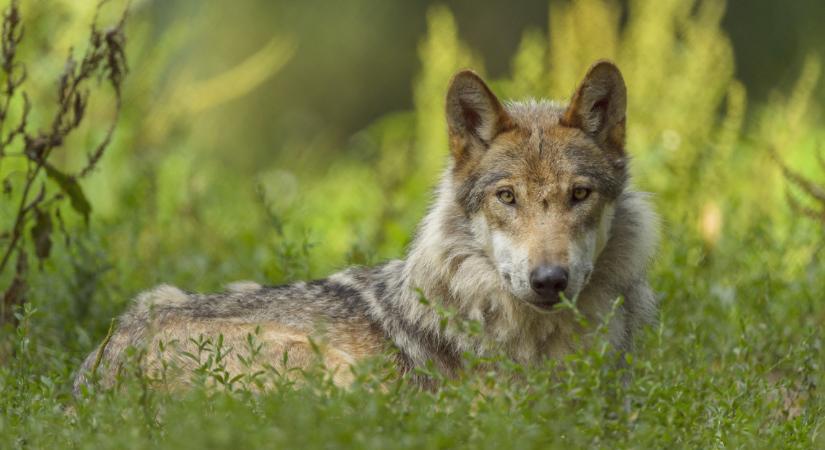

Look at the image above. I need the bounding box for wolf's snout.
[529,265,568,301]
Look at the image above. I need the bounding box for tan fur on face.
[444,63,630,310]
[461,108,623,305]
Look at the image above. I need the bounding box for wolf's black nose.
[530,265,568,300]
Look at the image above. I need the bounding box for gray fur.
[74,67,659,395]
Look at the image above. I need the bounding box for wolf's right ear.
[446,70,513,162]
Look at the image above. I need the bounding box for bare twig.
[91,317,116,380]
[0,1,129,326]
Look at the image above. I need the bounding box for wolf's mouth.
[524,297,561,313]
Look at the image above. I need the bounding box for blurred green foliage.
[0,0,824,447]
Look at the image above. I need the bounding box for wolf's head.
[445,61,628,312]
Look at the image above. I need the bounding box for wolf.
[74,60,659,393]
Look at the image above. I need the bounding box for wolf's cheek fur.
[567,230,596,298]
[566,202,616,297]
[490,230,533,299]
[471,213,532,300]
[595,203,616,259]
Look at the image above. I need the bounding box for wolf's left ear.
[446,70,513,161]
[562,60,627,156]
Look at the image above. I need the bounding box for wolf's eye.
[496,188,516,205]
[571,187,591,202]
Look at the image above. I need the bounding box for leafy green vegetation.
[1,0,823,448]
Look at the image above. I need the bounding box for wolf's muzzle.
[529,265,568,305]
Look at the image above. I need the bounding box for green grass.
[0,215,822,449]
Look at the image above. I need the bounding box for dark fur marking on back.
[312,280,370,318]
[369,272,463,374]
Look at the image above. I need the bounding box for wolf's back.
[72,275,392,395]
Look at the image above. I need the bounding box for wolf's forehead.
[504,99,567,129]
[491,100,582,172]
[502,100,577,159]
